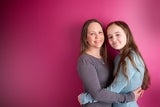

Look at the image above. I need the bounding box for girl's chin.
[112,47,121,50]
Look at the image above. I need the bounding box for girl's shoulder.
[130,50,141,60]
[129,50,144,65]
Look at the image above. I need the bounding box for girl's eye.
[116,34,120,36]
[108,35,112,39]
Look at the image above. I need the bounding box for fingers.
[140,90,144,97]
[78,94,81,102]
[137,87,142,92]
[133,87,145,100]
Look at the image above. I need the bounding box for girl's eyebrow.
[107,31,120,36]
[115,31,120,33]
[107,34,112,36]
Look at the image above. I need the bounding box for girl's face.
[87,22,104,50]
[107,24,127,51]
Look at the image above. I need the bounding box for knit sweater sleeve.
[77,56,134,103]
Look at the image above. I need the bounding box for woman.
[77,19,142,107]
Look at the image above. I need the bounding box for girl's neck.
[119,50,123,54]
[119,48,124,54]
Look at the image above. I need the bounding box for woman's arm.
[77,54,144,105]
[77,56,134,104]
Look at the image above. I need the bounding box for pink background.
[1,0,160,107]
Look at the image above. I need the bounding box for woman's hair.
[80,19,108,63]
[106,21,150,90]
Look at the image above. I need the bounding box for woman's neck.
[85,48,101,58]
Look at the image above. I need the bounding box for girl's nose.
[112,36,116,41]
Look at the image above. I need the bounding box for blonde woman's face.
[87,22,104,50]
[107,24,127,51]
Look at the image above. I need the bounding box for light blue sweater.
[79,51,145,107]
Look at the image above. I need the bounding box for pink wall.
[2,0,160,107]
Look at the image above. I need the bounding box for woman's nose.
[95,33,99,38]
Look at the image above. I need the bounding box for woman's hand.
[133,87,144,101]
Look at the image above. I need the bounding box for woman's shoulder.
[79,53,100,60]
[78,53,92,64]
[78,53,90,60]
[78,53,102,65]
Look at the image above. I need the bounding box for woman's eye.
[90,33,94,35]
[99,32,103,34]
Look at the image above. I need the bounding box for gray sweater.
[77,53,134,107]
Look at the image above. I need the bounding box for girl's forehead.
[107,24,123,33]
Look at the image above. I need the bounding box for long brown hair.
[106,21,150,90]
[80,19,107,63]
